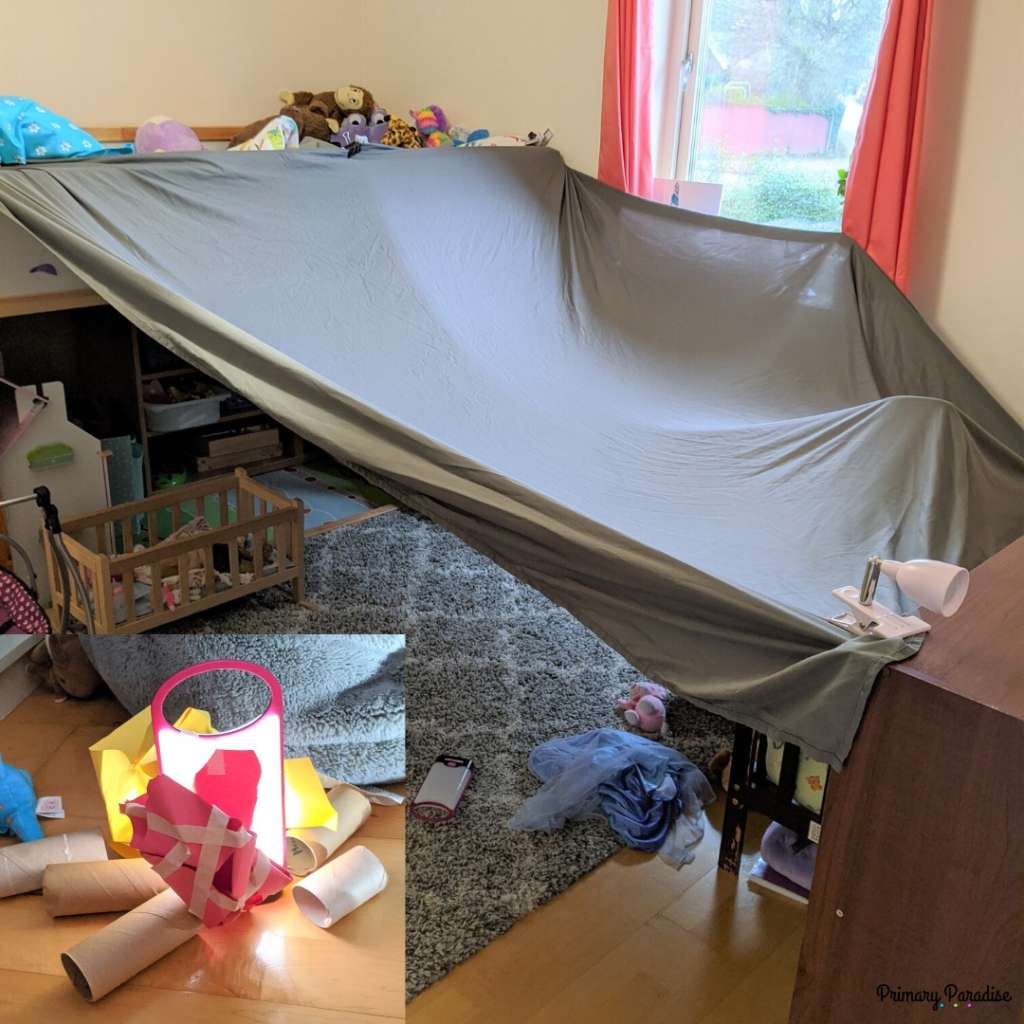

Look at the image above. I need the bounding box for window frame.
[653,0,711,183]
[655,0,883,232]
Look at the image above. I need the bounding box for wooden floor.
[408,798,803,1024]
[0,688,405,1024]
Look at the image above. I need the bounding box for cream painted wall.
[908,0,1024,425]
[340,1,605,175]
[2,0,604,174]
[1,0,365,128]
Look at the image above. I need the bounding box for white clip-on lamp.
[831,556,970,639]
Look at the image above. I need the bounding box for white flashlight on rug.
[410,755,474,822]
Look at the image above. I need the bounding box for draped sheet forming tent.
[1,145,1020,768]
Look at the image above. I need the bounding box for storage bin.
[144,391,228,434]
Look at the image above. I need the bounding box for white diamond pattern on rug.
[161,509,732,998]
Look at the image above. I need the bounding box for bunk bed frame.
[0,124,311,496]
[718,724,829,875]
[0,125,239,320]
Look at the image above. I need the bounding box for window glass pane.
[687,0,887,230]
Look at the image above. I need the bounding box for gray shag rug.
[81,634,405,785]
[161,509,731,997]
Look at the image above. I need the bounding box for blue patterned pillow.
[0,97,114,165]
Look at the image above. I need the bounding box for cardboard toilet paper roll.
[44,857,168,917]
[292,844,388,928]
[0,830,108,898]
[287,784,372,875]
[61,887,204,1002]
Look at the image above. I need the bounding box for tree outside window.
[675,0,887,229]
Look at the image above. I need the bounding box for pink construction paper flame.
[194,748,261,829]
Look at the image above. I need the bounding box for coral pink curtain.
[598,0,654,199]
[842,0,935,292]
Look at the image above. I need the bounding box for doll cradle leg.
[289,505,305,605]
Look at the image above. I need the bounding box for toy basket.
[143,390,228,434]
[45,468,304,634]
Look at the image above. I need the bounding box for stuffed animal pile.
[220,88,552,154]
[409,105,490,148]
[228,85,378,149]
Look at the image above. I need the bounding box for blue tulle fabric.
[509,728,715,867]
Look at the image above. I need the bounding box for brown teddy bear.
[278,87,377,123]
[334,85,376,121]
[279,90,342,122]
[26,636,104,700]
[229,93,341,149]
[281,104,339,140]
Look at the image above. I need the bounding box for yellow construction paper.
[284,757,339,831]
[89,707,215,849]
[91,709,336,851]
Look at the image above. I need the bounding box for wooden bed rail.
[83,125,241,144]
[0,125,241,319]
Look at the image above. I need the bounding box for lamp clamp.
[829,585,931,639]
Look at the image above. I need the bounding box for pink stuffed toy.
[616,682,670,735]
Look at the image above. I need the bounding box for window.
[654,0,888,230]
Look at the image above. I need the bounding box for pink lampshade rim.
[151,659,285,740]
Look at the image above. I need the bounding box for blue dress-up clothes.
[509,728,715,867]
